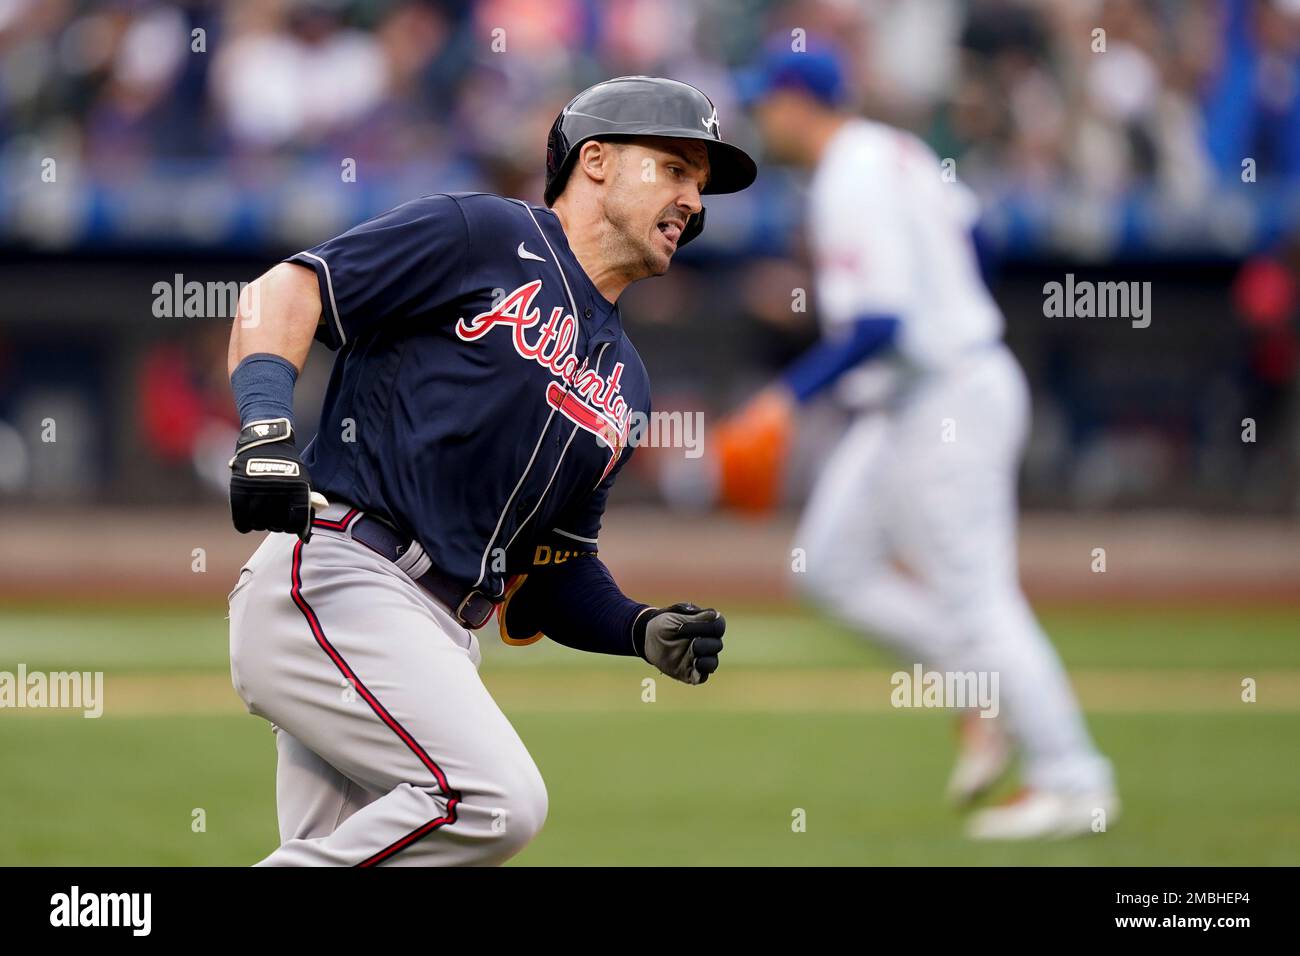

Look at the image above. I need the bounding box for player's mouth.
[656,218,684,249]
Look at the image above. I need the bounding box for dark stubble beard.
[603,175,670,279]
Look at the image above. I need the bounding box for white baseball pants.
[795,344,1113,794]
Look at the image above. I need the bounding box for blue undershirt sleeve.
[780,314,900,403]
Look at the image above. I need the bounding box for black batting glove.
[634,602,726,685]
[229,417,316,542]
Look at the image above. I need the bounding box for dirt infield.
[1,505,1296,604]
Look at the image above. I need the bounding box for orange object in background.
[713,388,795,514]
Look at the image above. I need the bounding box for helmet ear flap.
[544,109,573,206]
[678,206,705,247]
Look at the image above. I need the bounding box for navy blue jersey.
[285,192,651,600]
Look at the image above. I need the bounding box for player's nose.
[675,184,703,216]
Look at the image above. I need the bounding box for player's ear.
[575,140,615,188]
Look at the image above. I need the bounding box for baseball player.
[225,77,754,866]
[728,47,1118,839]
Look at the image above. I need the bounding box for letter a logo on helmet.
[544,76,757,247]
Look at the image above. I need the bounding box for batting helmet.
[544,75,757,246]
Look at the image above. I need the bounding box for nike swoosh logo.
[517,242,546,262]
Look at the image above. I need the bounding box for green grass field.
[1,603,1297,865]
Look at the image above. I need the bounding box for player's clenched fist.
[634,603,726,685]
[228,417,317,542]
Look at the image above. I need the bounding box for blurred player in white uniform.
[734,46,1117,839]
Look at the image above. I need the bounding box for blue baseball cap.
[735,42,848,108]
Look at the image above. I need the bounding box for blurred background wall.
[0,0,1297,520]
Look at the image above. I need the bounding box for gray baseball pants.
[227,505,547,866]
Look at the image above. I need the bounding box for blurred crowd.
[2,0,1299,208]
[1,0,1298,511]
